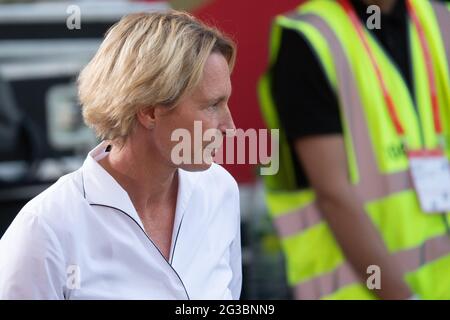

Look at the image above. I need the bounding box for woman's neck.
[99,136,178,217]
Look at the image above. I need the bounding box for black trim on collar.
[90,203,190,300]
[170,214,185,266]
[81,170,86,199]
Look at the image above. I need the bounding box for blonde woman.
[0,11,241,300]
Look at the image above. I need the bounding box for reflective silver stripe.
[293,234,450,299]
[431,1,450,78]
[274,202,322,238]
[275,170,412,238]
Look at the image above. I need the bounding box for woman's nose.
[219,107,236,137]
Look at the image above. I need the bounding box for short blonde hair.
[78,10,236,143]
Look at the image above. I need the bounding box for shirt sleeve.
[228,185,242,300]
[271,27,343,140]
[0,211,66,299]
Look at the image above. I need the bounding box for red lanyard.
[338,0,443,145]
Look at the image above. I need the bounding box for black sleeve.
[271,28,342,140]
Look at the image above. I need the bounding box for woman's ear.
[137,106,156,129]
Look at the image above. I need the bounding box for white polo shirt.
[0,142,242,300]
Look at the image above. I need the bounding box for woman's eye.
[208,104,219,110]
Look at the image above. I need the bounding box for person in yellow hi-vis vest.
[259,0,450,299]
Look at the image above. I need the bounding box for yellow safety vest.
[258,0,450,299]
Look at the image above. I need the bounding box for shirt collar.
[81,142,199,231]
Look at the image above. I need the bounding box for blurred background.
[0,0,307,299]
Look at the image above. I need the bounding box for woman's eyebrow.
[208,96,228,105]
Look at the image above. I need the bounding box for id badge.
[408,149,450,213]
